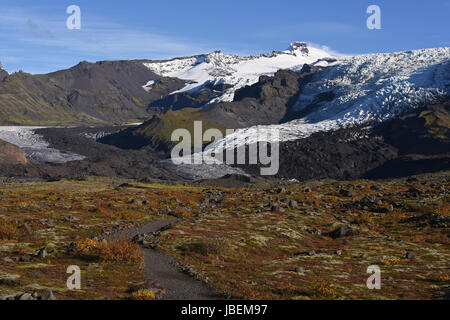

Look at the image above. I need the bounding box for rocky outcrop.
[0,139,27,164]
[0,64,8,81]
[203,68,319,128]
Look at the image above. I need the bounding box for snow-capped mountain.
[143,42,337,104]
[205,47,450,153]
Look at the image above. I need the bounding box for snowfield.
[143,42,337,104]
[0,126,85,163]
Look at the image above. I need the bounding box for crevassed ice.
[207,47,450,153]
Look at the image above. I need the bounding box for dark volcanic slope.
[0,60,185,125]
[238,99,450,180]
[366,99,450,178]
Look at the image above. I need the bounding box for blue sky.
[1,0,449,74]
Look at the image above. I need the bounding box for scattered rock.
[405,252,416,259]
[294,266,305,273]
[0,278,24,287]
[130,199,143,205]
[407,187,422,197]
[1,257,14,263]
[64,242,77,253]
[360,195,378,204]
[65,215,79,222]
[277,188,287,194]
[402,213,450,228]
[329,225,353,239]
[288,199,298,209]
[132,234,145,244]
[294,250,317,257]
[41,290,56,300]
[271,204,284,212]
[37,248,48,259]
[19,256,33,263]
[17,293,34,300]
[340,189,355,197]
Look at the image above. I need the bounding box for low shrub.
[131,289,156,300]
[76,238,144,265]
[0,218,19,240]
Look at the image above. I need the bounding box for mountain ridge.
[0,59,185,125]
[0,42,335,126]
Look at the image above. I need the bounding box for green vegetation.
[132,108,232,146]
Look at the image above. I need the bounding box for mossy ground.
[158,173,449,300]
[0,173,448,300]
[0,177,195,299]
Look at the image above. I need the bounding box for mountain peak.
[289,42,309,55]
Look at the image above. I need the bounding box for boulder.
[37,248,48,259]
[289,199,298,209]
[41,290,56,300]
[339,189,355,197]
[329,225,353,239]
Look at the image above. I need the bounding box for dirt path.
[108,219,223,300]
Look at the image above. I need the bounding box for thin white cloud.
[0,6,351,73]
[306,42,349,58]
[0,5,210,72]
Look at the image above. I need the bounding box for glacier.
[205,47,450,154]
[0,126,85,163]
